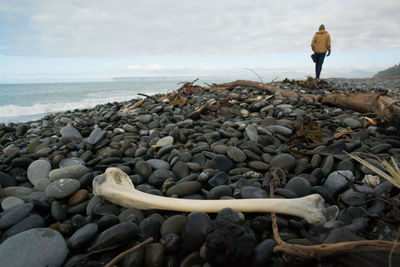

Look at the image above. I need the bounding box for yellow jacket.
[311,30,331,53]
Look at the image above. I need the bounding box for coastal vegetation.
[374,63,400,79]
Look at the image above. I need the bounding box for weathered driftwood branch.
[93,168,338,225]
[104,237,154,267]
[209,80,400,122]
[268,167,400,259]
[137,93,158,102]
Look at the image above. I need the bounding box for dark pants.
[314,52,326,79]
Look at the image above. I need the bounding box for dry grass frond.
[346,152,400,189]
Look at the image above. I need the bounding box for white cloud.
[1,0,400,57]
[148,64,164,70]
[127,65,142,70]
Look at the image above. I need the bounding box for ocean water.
[0,79,213,124]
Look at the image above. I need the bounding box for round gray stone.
[343,118,362,128]
[212,155,234,173]
[248,161,269,171]
[227,146,247,163]
[0,202,34,230]
[213,144,228,154]
[0,214,45,241]
[240,186,268,199]
[48,165,90,182]
[341,189,366,206]
[156,136,174,147]
[85,127,106,145]
[370,143,392,154]
[323,170,354,196]
[267,125,293,136]
[59,157,85,168]
[246,125,259,142]
[136,114,153,124]
[148,169,177,188]
[27,159,52,186]
[321,155,335,176]
[1,196,24,211]
[285,176,312,197]
[166,181,202,197]
[45,179,80,199]
[68,223,98,250]
[269,153,296,171]
[135,161,153,179]
[3,145,20,158]
[60,126,83,142]
[161,214,187,236]
[0,228,68,267]
[216,208,245,224]
[171,161,189,179]
[146,159,170,170]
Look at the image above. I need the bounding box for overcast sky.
[1,0,400,83]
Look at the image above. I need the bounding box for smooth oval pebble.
[171,161,189,179]
[240,186,268,199]
[0,171,18,187]
[68,223,98,250]
[88,221,139,251]
[252,239,276,267]
[139,217,162,241]
[207,185,233,199]
[59,157,85,168]
[269,153,296,171]
[208,172,229,187]
[1,196,25,210]
[1,214,45,241]
[48,165,90,182]
[69,189,89,206]
[284,176,312,197]
[321,155,335,176]
[119,207,145,224]
[227,146,247,162]
[322,170,354,196]
[166,181,202,197]
[27,159,52,186]
[60,126,83,141]
[45,178,80,199]
[156,136,174,147]
[135,161,153,179]
[267,125,293,136]
[148,169,176,188]
[0,202,34,230]
[85,127,106,145]
[160,214,187,236]
[51,201,68,221]
[248,161,269,170]
[97,214,120,232]
[146,159,170,170]
[245,125,259,142]
[0,228,68,267]
[217,208,245,225]
[182,212,211,252]
[212,155,234,173]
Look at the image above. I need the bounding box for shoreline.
[1,77,400,126]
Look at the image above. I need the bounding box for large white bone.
[93,168,338,225]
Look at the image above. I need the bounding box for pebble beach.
[0,78,399,267]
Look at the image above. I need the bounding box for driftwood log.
[268,167,400,263]
[208,80,400,123]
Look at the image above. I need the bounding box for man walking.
[311,24,331,79]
